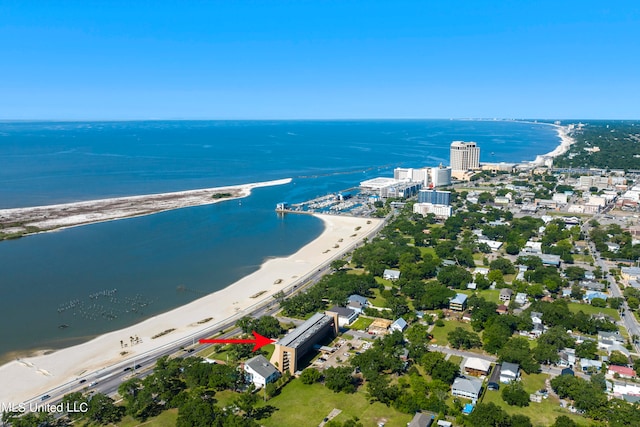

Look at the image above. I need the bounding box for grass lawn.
[568,302,620,320]
[419,246,437,258]
[349,317,374,331]
[374,277,394,289]
[478,289,501,304]
[430,319,473,346]
[481,373,588,427]
[448,355,463,366]
[116,409,179,427]
[369,288,388,308]
[573,254,594,264]
[258,380,412,427]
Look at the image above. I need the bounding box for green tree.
[299,368,322,385]
[551,415,578,427]
[501,381,529,407]
[324,367,356,393]
[447,327,482,350]
[86,393,125,424]
[467,402,511,427]
[609,350,629,366]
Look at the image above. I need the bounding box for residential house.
[390,317,408,333]
[464,357,492,377]
[540,254,561,267]
[407,412,435,427]
[437,421,453,427]
[561,367,575,376]
[347,295,369,314]
[608,365,637,379]
[580,280,605,291]
[451,376,483,400]
[558,348,576,368]
[326,306,358,327]
[500,362,520,383]
[598,331,625,351]
[621,266,640,282]
[383,269,401,281]
[515,293,528,305]
[584,271,596,280]
[243,355,280,388]
[496,304,508,315]
[584,291,608,302]
[474,267,489,277]
[467,282,477,290]
[606,242,621,252]
[580,358,603,373]
[499,288,513,303]
[449,293,468,311]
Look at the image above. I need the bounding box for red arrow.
[199,331,275,352]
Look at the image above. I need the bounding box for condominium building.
[450,141,480,172]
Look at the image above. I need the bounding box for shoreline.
[0,178,292,239]
[0,213,382,404]
[522,122,576,167]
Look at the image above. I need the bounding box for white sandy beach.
[0,213,382,405]
[531,124,576,166]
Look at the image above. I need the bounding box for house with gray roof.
[390,317,408,333]
[500,362,520,383]
[326,306,358,327]
[244,355,280,388]
[383,269,401,281]
[451,376,483,400]
[407,412,435,427]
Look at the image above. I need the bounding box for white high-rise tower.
[450,141,480,172]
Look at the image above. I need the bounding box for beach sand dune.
[0,213,382,404]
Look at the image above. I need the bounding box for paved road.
[26,213,390,411]
[582,210,640,353]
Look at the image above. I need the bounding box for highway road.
[24,213,390,413]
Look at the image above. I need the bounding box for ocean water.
[0,120,559,359]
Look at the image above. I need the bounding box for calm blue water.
[0,120,559,359]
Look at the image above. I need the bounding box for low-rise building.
[499,288,513,303]
[243,355,281,388]
[515,293,528,305]
[608,365,637,379]
[500,362,520,383]
[580,358,603,372]
[390,317,408,333]
[449,293,468,311]
[383,269,401,281]
[464,357,492,377]
[407,412,435,427]
[326,306,358,327]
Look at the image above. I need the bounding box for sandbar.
[0,213,382,404]
[0,178,292,238]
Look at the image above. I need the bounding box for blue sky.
[1,1,639,120]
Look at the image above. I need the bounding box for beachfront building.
[450,141,480,172]
[243,355,280,388]
[431,165,452,187]
[270,312,339,375]
[359,177,422,199]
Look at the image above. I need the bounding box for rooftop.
[277,313,333,349]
